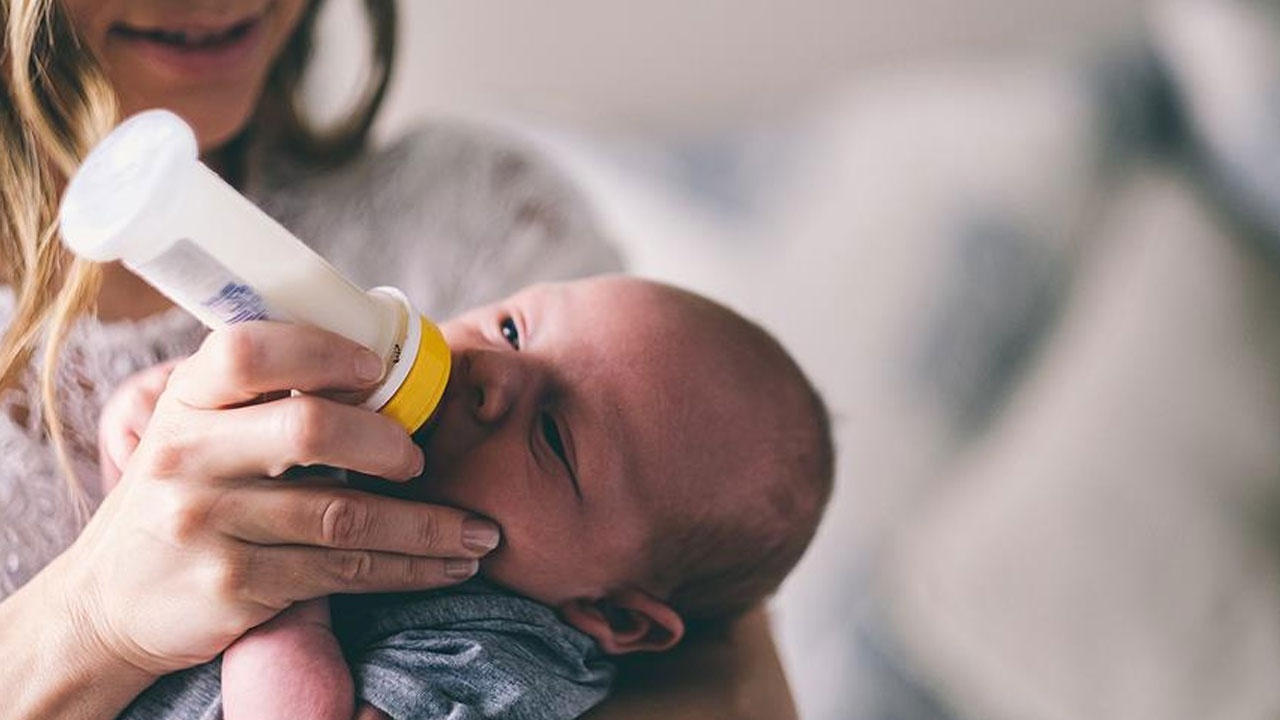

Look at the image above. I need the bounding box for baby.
[106,275,833,719]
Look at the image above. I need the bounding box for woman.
[0,1,796,717]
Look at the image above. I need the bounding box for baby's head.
[408,276,832,653]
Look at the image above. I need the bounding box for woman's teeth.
[117,21,254,48]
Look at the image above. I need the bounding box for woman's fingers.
[140,394,424,480]
[245,545,480,606]
[143,323,423,480]
[166,322,386,409]
[218,484,501,559]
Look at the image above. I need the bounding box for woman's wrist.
[0,556,157,719]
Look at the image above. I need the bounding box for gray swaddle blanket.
[118,580,614,720]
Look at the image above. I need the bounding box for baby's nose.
[469,351,526,424]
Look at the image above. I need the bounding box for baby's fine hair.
[642,288,835,632]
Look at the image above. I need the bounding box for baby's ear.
[559,588,684,654]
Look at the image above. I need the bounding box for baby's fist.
[99,359,181,493]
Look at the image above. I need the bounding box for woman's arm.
[0,323,498,719]
[0,557,156,719]
[586,606,798,720]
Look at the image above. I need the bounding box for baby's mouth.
[412,403,444,445]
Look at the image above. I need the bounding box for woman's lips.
[108,15,266,79]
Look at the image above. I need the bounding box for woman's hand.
[58,322,498,678]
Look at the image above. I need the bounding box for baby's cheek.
[479,530,583,607]
[477,546,537,598]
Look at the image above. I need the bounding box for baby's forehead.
[513,276,675,311]
[547,279,765,367]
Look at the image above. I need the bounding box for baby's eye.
[541,411,579,498]
[499,317,521,350]
[541,412,567,464]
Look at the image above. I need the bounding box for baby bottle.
[58,110,450,434]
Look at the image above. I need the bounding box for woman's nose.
[467,350,527,425]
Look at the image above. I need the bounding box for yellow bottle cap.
[361,287,451,434]
[380,316,451,433]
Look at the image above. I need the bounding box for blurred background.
[319,2,1280,719]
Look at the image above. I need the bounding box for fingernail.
[445,558,479,579]
[462,519,501,552]
[355,350,385,383]
[411,447,425,476]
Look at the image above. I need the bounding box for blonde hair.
[0,0,397,501]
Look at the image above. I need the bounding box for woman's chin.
[116,91,257,155]
[188,108,256,154]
